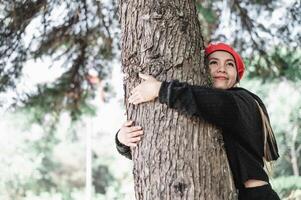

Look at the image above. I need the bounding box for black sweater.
[115,80,279,189]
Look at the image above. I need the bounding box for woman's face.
[208,51,238,89]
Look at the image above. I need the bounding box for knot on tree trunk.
[173,181,188,197]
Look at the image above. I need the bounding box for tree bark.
[119,0,237,199]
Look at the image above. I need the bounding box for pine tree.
[119,0,236,199]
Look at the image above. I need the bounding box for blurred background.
[0,0,300,199]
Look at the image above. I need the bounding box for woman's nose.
[217,64,226,72]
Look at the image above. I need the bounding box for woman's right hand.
[117,120,144,147]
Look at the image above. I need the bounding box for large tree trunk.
[119,0,237,199]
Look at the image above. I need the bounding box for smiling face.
[208,51,238,89]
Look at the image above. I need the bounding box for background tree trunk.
[290,126,300,176]
[119,0,237,199]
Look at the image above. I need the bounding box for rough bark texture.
[119,0,237,199]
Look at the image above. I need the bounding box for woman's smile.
[208,51,238,89]
[213,76,229,80]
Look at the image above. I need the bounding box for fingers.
[126,129,143,139]
[129,95,143,105]
[122,123,142,132]
[128,143,138,147]
[118,122,144,147]
[125,125,141,132]
[129,130,143,137]
[139,73,156,81]
[129,136,142,143]
[123,130,144,147]
[128,77,159,105]
[131,86,139,95]
[131,85,139,95]
[129,92,144,105]
[128,92,139,103]
[139,73,150,80]
[131,98,143,105]
[129,73,155,96]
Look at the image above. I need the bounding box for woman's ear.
[232,75,239,88]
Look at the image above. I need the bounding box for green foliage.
[92,153,115,194]
[248,47,301,81]
[0,110,123,200]
[197,4,217,24]
[22,80,97,122]
[1,0,300,121]
[0,0,118,121]
[271,176,301,199]
[0,1,300,199]
[196,0,301,82]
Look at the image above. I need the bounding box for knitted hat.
[205,43,245,81]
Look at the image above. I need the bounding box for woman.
[115,43,280,200]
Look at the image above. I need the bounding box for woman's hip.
[238,183,280,200]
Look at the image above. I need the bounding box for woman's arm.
[128,74,240,130]
[158,80,240,130]
[115,120,144,160]
[115,130,132,160]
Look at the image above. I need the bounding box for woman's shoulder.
[228,87,262,101]
[228,87,271,120]
[227,87,266,110]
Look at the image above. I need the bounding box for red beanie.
[205,43,245,81]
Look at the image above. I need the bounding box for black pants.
[238,184,280,200]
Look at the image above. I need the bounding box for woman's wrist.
[155,81,162,97]
[116,130,126,146]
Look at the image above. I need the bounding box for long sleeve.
[158,80,240,131]
[159,81,280,188]
[115,130,132,160]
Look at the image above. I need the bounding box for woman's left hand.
[128,73,162,105]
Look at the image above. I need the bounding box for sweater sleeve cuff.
[115,130,128,149]
[115,130,132,160]
[158,81,169,104]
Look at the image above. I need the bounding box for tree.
[1,1,300,197]
[196,0,301,79]
[1,0,300,121]
[119,0,236,199]
[0,0,119,120]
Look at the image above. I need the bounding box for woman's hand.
[117,120,144,147]
[128,73,162,105]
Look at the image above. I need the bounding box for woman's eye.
[209,61,217,65]
[227,62,235,67]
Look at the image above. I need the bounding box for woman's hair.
[255,100,279,162]
[255,100,279,175]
